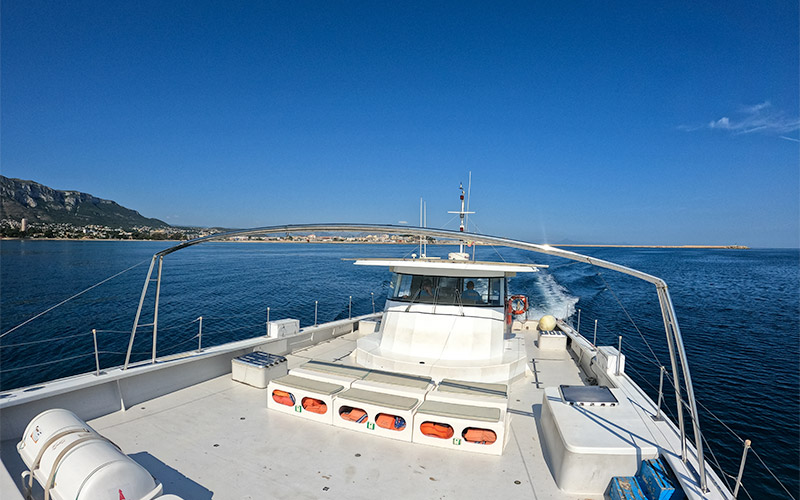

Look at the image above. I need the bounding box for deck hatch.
[559,385,618,406]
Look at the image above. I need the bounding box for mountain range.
[0,176,169,230]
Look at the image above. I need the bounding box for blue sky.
[2,1,798,247]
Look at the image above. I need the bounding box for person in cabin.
[462,281,482,303]
[420,279,435,300]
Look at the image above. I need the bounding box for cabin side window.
[388,274,505,306]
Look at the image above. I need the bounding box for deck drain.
[514,480,521,485]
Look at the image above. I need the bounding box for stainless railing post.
[151,256,163,364]
[576,309,581,335]
[349,296,352,319]
[371,292,375,314]
[314,300,318,326]
[733,439,751,498]
[593,319,598,347]
[124,255,157,370]
[265,307,270,336]
[657,289,686,462]
[655,366,665,420]
[663,289,708,492]
[197,316,203,352]
[92,329,100,376]
[616,336,622,376]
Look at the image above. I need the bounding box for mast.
[448,181,475,255]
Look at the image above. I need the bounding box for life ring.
[509,295,528,315]
[505,295,528,325]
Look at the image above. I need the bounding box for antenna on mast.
[447,179,475,257]
[419,197,425,258]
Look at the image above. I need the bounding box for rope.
[194,311,262,320]
[596,271,663,366]
[750,448,798,500]
[0,259,150,339]
[739,482,755,500]
[0,332,92,349]
[202,323,265,335]
[0,352,96,373]
[621,339,665,371]
[700,429,735,492]
[99,334,200,356]
[469,219,507,263]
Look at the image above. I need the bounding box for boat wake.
[527,272,579,321]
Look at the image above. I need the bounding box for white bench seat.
[352,370,434,398]
[267,374,344,425]
[333,388,421,442]
[426,379,509,414]
[413,400,508,455]
[290,360,371,387]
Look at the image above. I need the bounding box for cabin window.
[388,274,505,306]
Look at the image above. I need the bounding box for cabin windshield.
[388,274,505,306]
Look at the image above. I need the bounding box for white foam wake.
[527,272,579,320]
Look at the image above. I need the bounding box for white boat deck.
[2,328,596,500]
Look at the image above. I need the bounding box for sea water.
[1,240,797,497]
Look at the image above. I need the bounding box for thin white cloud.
[709,116,731,129]
[779,135,800,143]
[740,101,772,114]
[681,101,800,137]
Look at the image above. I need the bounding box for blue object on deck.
[638,458,683,500]
[609,477,647,500]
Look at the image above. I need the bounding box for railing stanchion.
[371,292,375,314]
[151,256,163,364]
[655,366,665,420]
[314,301,318,326]
[593,319,598,347]
[266,307,270,337]
[92,329,100,376]
[616,336,622,375]
[733,439,751,498]
[349,296,352,320]
[576,309,581,334]
[197,316,203,352]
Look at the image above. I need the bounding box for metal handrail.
[121,222,710,492]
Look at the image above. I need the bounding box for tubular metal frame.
[122,223,709,492]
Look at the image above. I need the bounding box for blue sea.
[1,240,797,497]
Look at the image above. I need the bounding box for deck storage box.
[637,459,682,500]
[232,351,288,388]
[540,386,658,494]
[267,318,300,338]
[609,477,647,500]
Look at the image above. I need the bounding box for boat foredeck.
[106,330,588,498]
[1,329,595,499]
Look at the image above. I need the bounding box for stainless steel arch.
[124,223,707,491]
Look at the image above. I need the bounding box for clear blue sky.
[2,1,798,247]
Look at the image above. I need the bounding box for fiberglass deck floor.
[3,329,595,500]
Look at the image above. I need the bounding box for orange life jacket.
[463,428,497,444]
[272,390,295,406]
[302,398,327,414]
[340,408,367,423]
[420,422,454,439]
[376,413,406,431]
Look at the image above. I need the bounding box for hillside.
[0,176,169,230]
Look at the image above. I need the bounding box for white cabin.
[353,257,540,383]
